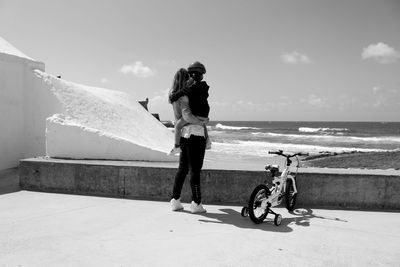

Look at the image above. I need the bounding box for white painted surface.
[46,114,176,161]
[0,36,34,61]
[24,65,62,159]
[0,37,45,170]
[1,36,176,170]
[0,54,24,170]
[37,71,176,161]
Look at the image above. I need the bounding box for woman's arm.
[180,96,206,125]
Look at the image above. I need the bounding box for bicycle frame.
[263,150,305,207]
[280,168,298,194]
[264,166,296,208]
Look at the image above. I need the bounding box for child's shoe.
[170,198,184,211]
[168,146,181,155]
[190,201,207,214]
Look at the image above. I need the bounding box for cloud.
[100,78,108,83]
[302,94,327,108]
[148,88,169,107]
[372,86,381,95]
[120,61,156,78]
[370,86,399,108]
[362,42,400,64]
[210,101,229,107]
[337,94,356,111]
[277,96,291,106]
[281,51,311,64]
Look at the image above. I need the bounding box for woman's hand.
[186,78,195,87]
[200,118,209,125]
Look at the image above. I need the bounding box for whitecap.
[251,132,400,143]
[299,127,349,133]
[209,140,390,157]
[214,123,260,131]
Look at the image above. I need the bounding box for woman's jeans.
[172,135,206,204]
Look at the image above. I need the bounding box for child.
[169,62,211,155]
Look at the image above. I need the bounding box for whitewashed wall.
[1,38,176,171]
[38,71,176,162]
[0,52,48,170]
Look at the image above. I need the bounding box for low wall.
[0,167,20,194]
[19,158,400,210]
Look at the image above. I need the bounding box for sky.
[1,0,399,122]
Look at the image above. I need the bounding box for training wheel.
[241,207,249,217]
[274,214,282,226]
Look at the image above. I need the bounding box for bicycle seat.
[265,164,279,172]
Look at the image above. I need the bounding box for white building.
[0,36,176,171]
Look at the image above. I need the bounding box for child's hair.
[169,68,190,103]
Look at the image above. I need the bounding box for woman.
[168,64,209,213]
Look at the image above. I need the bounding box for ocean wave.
[209,130,226,135]
[299,127,349,133]
[250,132,400,143]
[214,123,260,131]
[209,140,390,157]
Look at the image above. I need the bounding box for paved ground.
[0,191,399,267]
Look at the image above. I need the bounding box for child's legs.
[174,118,187,146]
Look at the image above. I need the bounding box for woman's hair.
[169,68,190,103]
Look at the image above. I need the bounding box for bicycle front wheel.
[248,184,270,224]
[285,178,297,211]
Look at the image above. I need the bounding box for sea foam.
[251,132,400,143]
[209,140,388,157]
[299,127,349,133]
[215,123,260,130]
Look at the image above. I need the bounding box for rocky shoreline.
[303,151,400,170]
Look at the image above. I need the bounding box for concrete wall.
[0,53,48,170]
[19,158,400,210]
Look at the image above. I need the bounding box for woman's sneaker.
[170,198,184,211]
[168,147,181,155]
[190,201,207,213]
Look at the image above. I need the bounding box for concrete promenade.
[1,191,399,267]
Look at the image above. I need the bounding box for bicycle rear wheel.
[285,178,297,211]
[248,184,270,224]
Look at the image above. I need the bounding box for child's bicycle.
[241,150,308,226]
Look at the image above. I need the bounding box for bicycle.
[241,150,309,226]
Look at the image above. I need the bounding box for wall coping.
[21,157,400,177]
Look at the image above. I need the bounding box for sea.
[206,121,400,163]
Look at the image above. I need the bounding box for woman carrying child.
[168,62,210,213]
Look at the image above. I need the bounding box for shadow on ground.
[190,207,347,233]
